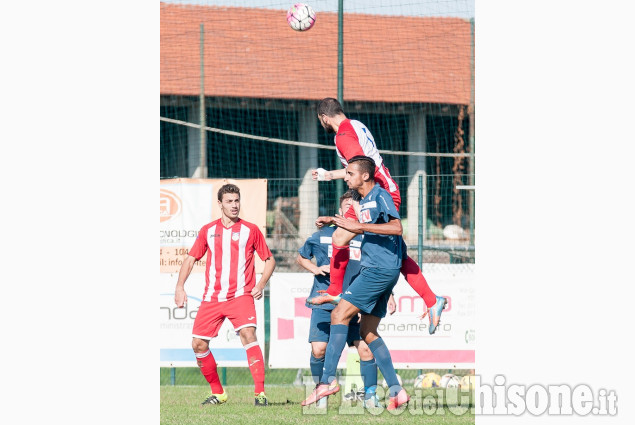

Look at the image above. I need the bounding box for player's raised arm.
[311,167,347,181]
[315,215,336,228]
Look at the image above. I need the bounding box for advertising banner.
[160,178,268,273]
[268,273,349,369]
[268,264,474,369]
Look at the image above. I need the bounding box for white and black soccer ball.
[413,373,424,389]
[381,373,402,389]
[440,373,461,389]
[459,375,476,391]
[286,3,316,31]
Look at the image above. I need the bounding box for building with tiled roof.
[160,2,474,253]
[161,3,472,104]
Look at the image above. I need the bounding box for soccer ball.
[413,374,424,388]
[459,375,476,391]
[414,372,441,388]
[286,3,316,31]
[381,373,402,389]
[440,373,461,389]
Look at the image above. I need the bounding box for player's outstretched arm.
[175,255,196,308]
[315,216,336,228]
[311,167,347,181]
[252,256,276,300]
[334,215,403,236]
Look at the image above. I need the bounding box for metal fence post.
[418,174,423,265]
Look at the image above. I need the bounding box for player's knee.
[312,345,326,358]
[239,326,257,345]
[331,308,353,325]
[362,332,380,347]
[192,337,209,353]
[360,324,379,343]
[356,342,373,360]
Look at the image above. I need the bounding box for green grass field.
[161,385,475,425]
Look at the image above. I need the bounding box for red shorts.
[343,190,401,220]
[192,295,257,339]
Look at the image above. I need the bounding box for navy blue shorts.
[308,308,361,345]
[341,266,400,318]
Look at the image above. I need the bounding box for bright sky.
[165,0,475,18]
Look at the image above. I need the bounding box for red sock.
[196,349,224,394]
[401,256,437,308]
[245,342,265,394]
[327,244,350,296]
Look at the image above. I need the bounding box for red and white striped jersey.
[334,119,401,208]
[189,218,272,303]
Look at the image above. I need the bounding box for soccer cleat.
[425,296,448,335]
[306,290,341,306]
[386,388,410,411]
[254,392,268,406]
[343,389,357,401]
[201,391,228,406]
[301,381,340,406]
[363,394,380,408]
[363,388,380,408]
[343,389,365,402]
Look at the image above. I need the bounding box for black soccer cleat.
[201,391,228,406]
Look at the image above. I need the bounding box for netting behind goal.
[160,0,475,268]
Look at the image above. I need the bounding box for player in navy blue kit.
[308,98,447,337]
[297,190,383,407]
[301,156,410,411]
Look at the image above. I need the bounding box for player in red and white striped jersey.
[308,98,447,335]
[175,183,275,407]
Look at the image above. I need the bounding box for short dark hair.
[339,189,359,207]
[217,183,241,201]
[317,97,344,117]
[348,155,376,181]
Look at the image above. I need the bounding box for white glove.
[316,168,327,181]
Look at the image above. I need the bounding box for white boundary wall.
[269,264,474,369]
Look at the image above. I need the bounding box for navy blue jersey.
[358,183,404,269]
[298,225,363,310]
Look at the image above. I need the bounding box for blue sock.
[320,324,349,384]
[310,354,324,384]
[368,338,401,397]
[360,358,377,396]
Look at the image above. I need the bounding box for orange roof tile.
[161,3,472,104]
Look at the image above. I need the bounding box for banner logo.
[160,189,182,223]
